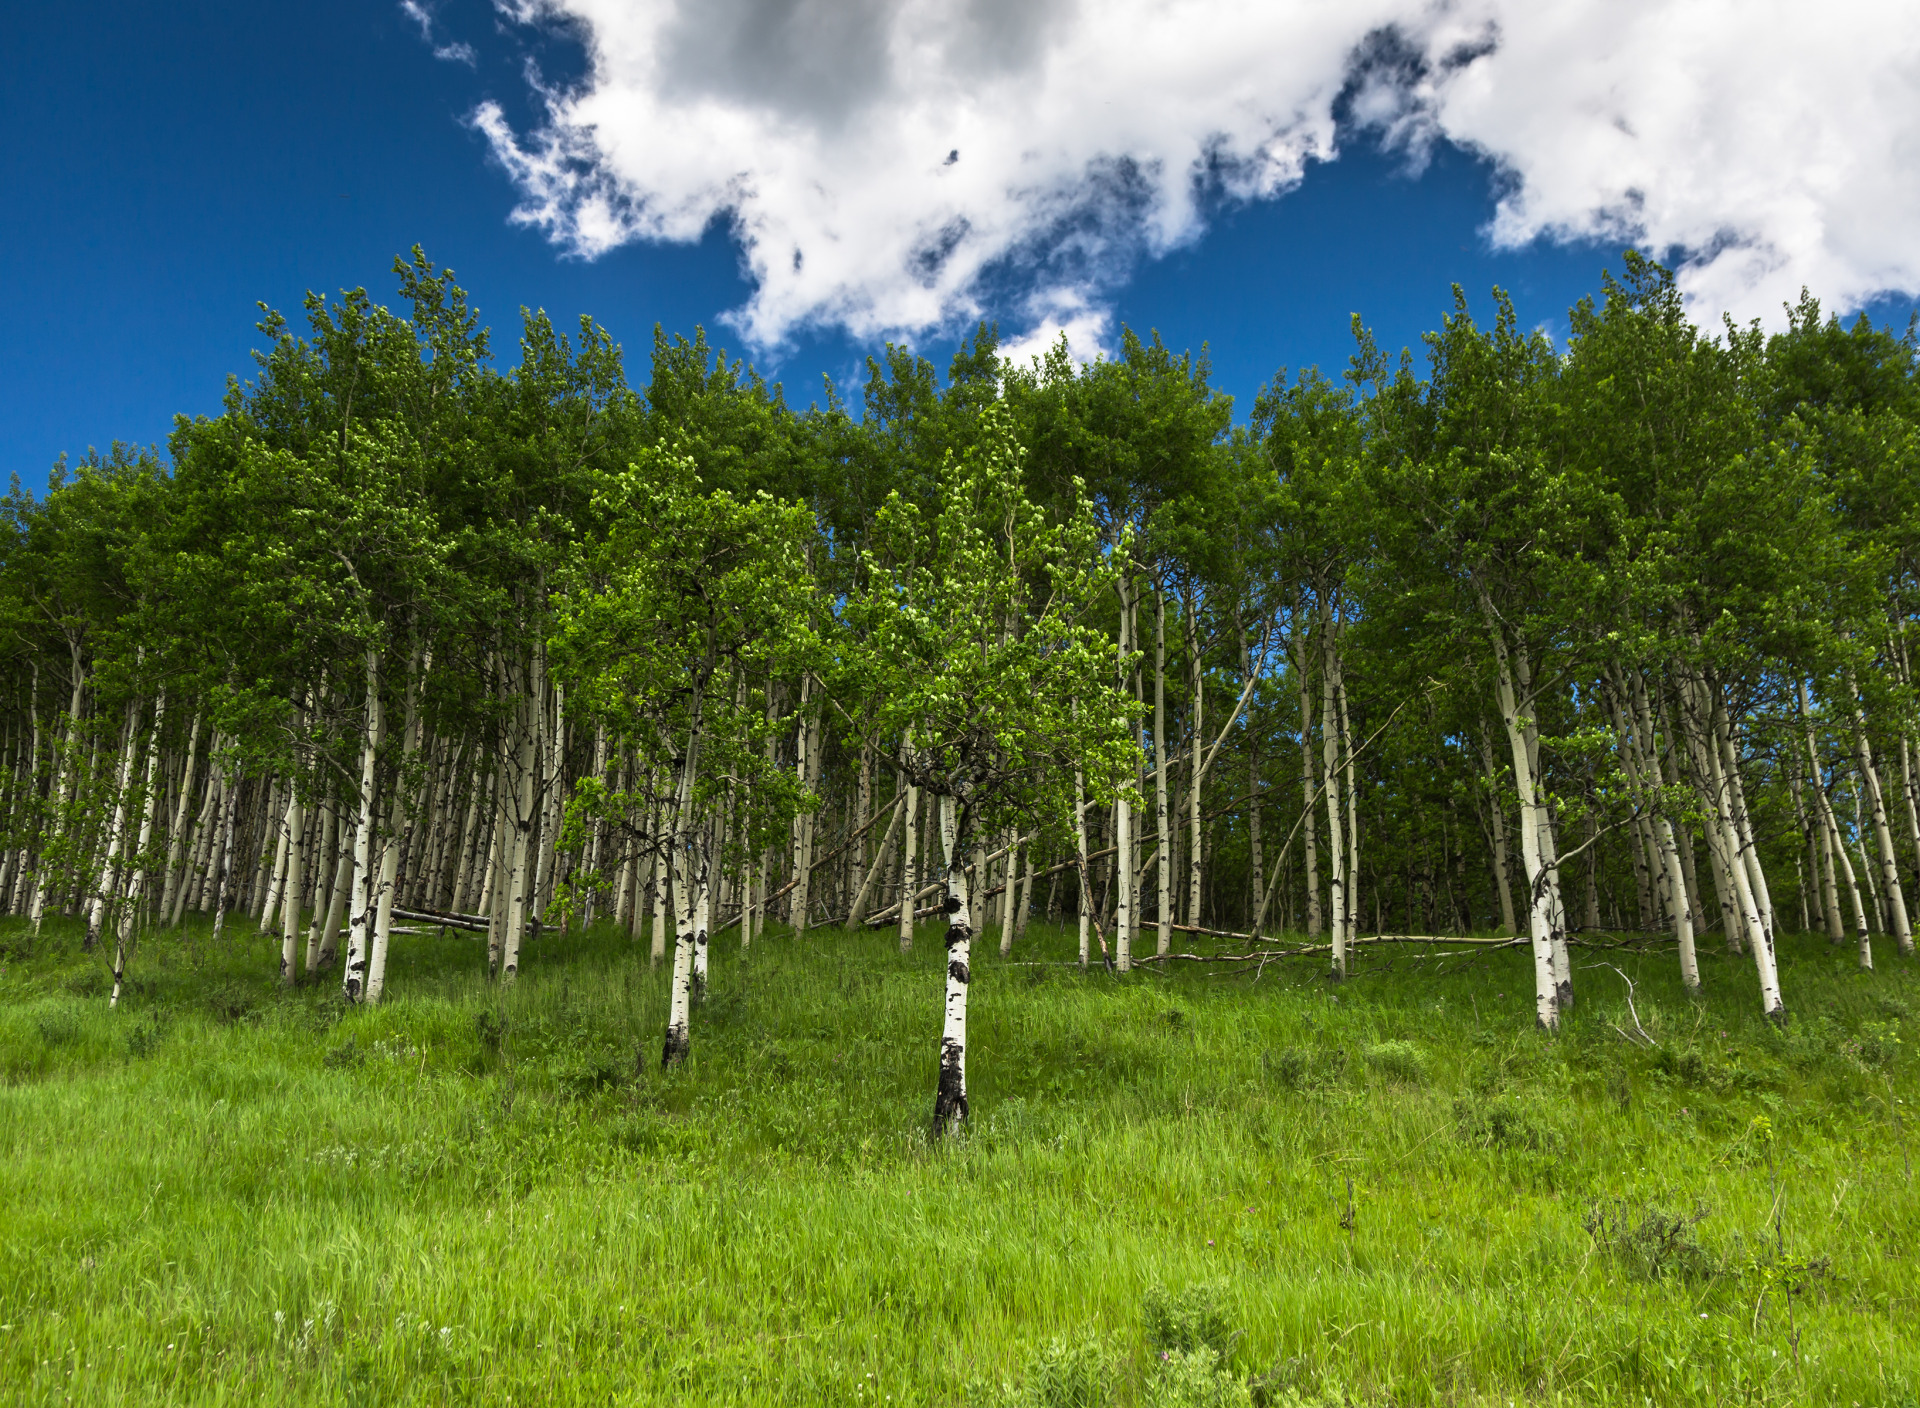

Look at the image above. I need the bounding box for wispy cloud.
[401,0,477,66]
[474,0,1920,356]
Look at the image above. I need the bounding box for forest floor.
[0,913,1915,1407]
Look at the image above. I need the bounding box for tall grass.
[0,914,1914,1404]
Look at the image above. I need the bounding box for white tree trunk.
[1802,680,1872,968]
[661,721,704,1067]
[499,680,537,982]
[1848,672,1913,954]
[898,735,920,952]
[1296,633,1321,938]
[931,793,972,1138]
[1477,729,1518,933]
[1074,761,1091,969]
[342,647,385,1001]
[1624,673,1698,989]
[86,697,141,951]
[109,690,166,1007]
[1319,626,1347,979]
[280,794,306,985]
[1483,613,1560,1029]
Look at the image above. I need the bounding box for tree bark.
[1848,670,1913,954]
[342,647,385,1001]
[661,714,704,1068]
[109,690,166,1007]
[931,793,972,1139]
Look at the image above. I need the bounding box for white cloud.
[477,0,1920,355]
[1397,1,1920,328]
[401,0,478,65]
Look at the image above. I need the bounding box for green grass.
[0,913,1915,1406]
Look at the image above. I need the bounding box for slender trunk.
[366,646,424,1001]
[1071,758,1091,968]
[259,780,295,942]
[308,799,344,970]
[342,647,385,1001]
[1684,672,1782,1015]
[1154,584,1172,953]
[1848,670,1913,954]
[281,794,306,984]
[1482,607,1559,1029]
[1477,730,1518,933]
[110,690,167,1008]
[31,654,85,934]
[692,809,714,999]
[1296,629,1322,938]
[366,795,402,1002]
[898,732,920,952]
[661,714,704,1068]
[500,675,538,982]
[1319,620,1347,979]
[1337,649,1359,941]
[789,678,816,937]
[930,794,972,1139]
[1185,594,1203,932]
[847,787,906,928]
[650,819,671,965]
[157,711,202,922]
[86,698,140,952]
[998,837,1023,956]
[1625,671,1698,990]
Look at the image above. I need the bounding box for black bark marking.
[944,895,962,914]
[945,922,970,949]
[662,1023,689,1069]
[948,959,970,986]
[930,1035,968,1140]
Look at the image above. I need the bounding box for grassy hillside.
[0,916,1914,1406]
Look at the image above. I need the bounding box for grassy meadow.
[0,913,1915,1406]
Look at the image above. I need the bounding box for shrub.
[1582,1200,1715,1281]
[1363,1040,1427,1085]
[1145,1347,1251,1408]
[1264,1047,1345,1090]
[1144,1281,1234,1358]
[1453,1093,1559,1153]
[990,1333,1114,1408]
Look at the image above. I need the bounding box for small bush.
[1872,995,1913,1023]
[1264,1047,1345,1090]
[201,981,260,1024]
[61,966,110,998]
[126,1009,165,1059]
[1841,1021,1902,1071]
[1144,1281,1234,1358]
[35,1002,84,1048]
[1145,1347,1250,1408]
[1583,1200,1715,1281]
[324,1037,366,1069]
[991,1333,1114,1408]
[1454,1093,1559,1153]
[1363,1040,1427,1085]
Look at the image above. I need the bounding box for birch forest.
[7,250,1920,1404]
[7,249,1920,1110]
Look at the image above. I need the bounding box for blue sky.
[4,1,1912,495]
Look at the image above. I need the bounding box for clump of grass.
[1453,1091,1560,1152]
[1362,1039,1426,1085]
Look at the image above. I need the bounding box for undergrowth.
[0,914,1915,1404]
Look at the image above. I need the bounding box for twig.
[1583,961,1656,1046]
